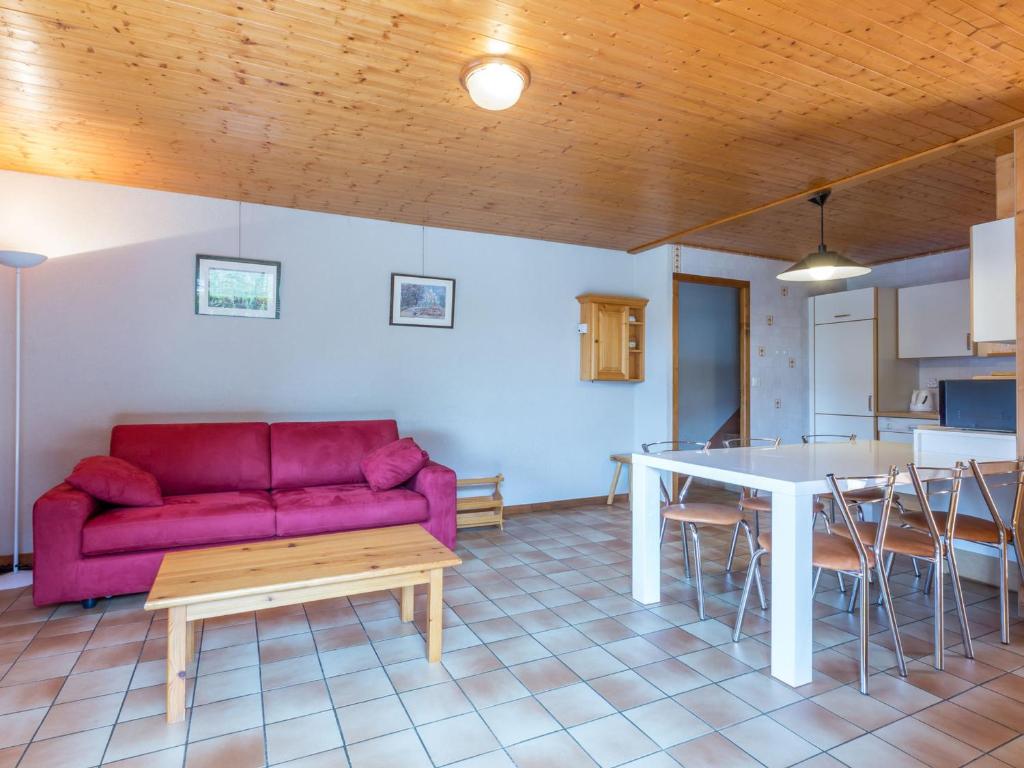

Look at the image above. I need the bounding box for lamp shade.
[0,251,47,268]
[776,245,871,282]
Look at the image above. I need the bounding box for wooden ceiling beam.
[628,115,1024,255]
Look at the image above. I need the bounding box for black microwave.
[939,379,1016,432]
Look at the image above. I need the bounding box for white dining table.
[630,440,921,688]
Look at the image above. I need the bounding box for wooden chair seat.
[834,521,935,558]
[757,531,875,571]
[902,511,1006,544]
[740,494,826,513]
[662,503,744,526]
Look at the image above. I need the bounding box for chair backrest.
[968,459,1024,541]
[826,466,899,564]
[802,434,856,444]
[907,463,965,541]
[641,440,710,504]
[722,436,781,449]
[641,440,710,454]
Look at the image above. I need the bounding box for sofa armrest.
[32,482,101,567]
[407,461,456,549]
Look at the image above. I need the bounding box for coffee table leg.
[427,568,443,662]
[401,585,414,622]
[166,606,188,723]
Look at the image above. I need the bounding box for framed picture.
[389,273,456,329]
[195,255,280,319]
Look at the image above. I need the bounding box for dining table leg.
[768,491,815,687]
[631,458,662,604]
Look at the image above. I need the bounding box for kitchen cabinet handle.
[834,313,851,318]
[966,332,972,351]
[868,394,873,412]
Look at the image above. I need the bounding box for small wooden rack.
[456,474,504,529]
[577,294,649,382]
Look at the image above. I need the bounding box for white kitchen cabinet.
[814,414,876,440]
[970,218,1015,343]
[897,279,973,358]
[813,319,875,416]
[878,416,935,443]
[814,287,875,325]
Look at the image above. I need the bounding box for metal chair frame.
[733,466,907,694]
[721,436,781,571]
[645,439,766,620]
[904,463,974,668]
[968,458,1024,645]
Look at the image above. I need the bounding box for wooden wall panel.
[1,1,1024,257]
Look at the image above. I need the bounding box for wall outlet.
[577,323,588,334]
[774,398,782,409]
[766,314,774,326]
[758,346,766,357]
[751,376,760,387]
[788,358,796,368]
[926,378,938,388]
[780,286,789,297]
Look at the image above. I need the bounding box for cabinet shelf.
[577,294,649,382]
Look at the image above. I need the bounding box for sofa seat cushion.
[273,484,428,537]
[82,490,276,556]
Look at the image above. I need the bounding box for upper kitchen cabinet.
[577,294,648,382]
[813,286,875,324]
[897,280,973,358]
[970,217,1015,343]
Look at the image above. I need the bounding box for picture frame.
[195,254,281,319]
[389,273,456,329]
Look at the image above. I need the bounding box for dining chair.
[644,440,765,620]
[733,466,908,694]
[964,459,1024,645]
[721,436,781,571]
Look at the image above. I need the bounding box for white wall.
[0,171,641,552]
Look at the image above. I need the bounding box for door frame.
[672,273,751,447]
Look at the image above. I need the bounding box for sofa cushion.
[66,456,163,507]
[272,484,428,537]
[111,423,271,496]
[82,490,276,556]
[360,438,429,491]
[270,420,399,490]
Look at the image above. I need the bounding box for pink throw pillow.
[66,455,163,507]
[361,438,429,491]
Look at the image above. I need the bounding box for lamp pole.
[1,251,47,573]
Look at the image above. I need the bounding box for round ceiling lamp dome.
[777,190,871,282]
[460,57,530,111]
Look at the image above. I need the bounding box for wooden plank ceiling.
[1,0,1023,261]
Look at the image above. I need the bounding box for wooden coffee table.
[144,524,462,723]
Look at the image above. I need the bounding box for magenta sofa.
[32,420,456,607]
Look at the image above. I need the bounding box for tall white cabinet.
[808,287,918,440]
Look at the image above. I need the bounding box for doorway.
[673,274,750,448]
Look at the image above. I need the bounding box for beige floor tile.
[624,698,711,749]
[101,745,185,767]
[674,683,760,730]
[829,733,929,768]
[0,678,63,716]
[399,681,473,725]
[263,680,333,724]
[337,694,410,744]
[18,725,112,768]
[55,664,134,704]
[188,693,263,743]
[874,716,980,768]
[265,710,341,765]
[36,691,124,740]
[0,706,48,749]
[912,701,1017,752]
[105,713,189,763]
[185,727,265,768]
[769,699,863,751]
[505,731,598,768]
[478,697,560,747]
[722,714,820,768]
[570,713,659,767]
[345,729,431,768]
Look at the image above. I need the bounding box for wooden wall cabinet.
[577,294,648,382]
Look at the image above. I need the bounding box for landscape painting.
[390,273,455,328]
[195,255,281,319]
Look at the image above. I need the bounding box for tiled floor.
[2,493,1024,767]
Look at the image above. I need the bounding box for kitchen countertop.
[877,410,939,420]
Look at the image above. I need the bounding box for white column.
[768,490,815,686]
[631,456,662,604]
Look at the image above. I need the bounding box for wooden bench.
[144,525,461,723]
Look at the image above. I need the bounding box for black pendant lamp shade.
[776,190,871,282]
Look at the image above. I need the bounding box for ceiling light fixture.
[777,189,871,282]
[460,57,530,111]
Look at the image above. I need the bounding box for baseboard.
[505,494,627,515]
[0,553,33,569]
[954,547,1020,593]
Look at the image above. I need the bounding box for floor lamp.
[1,250,47,576]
